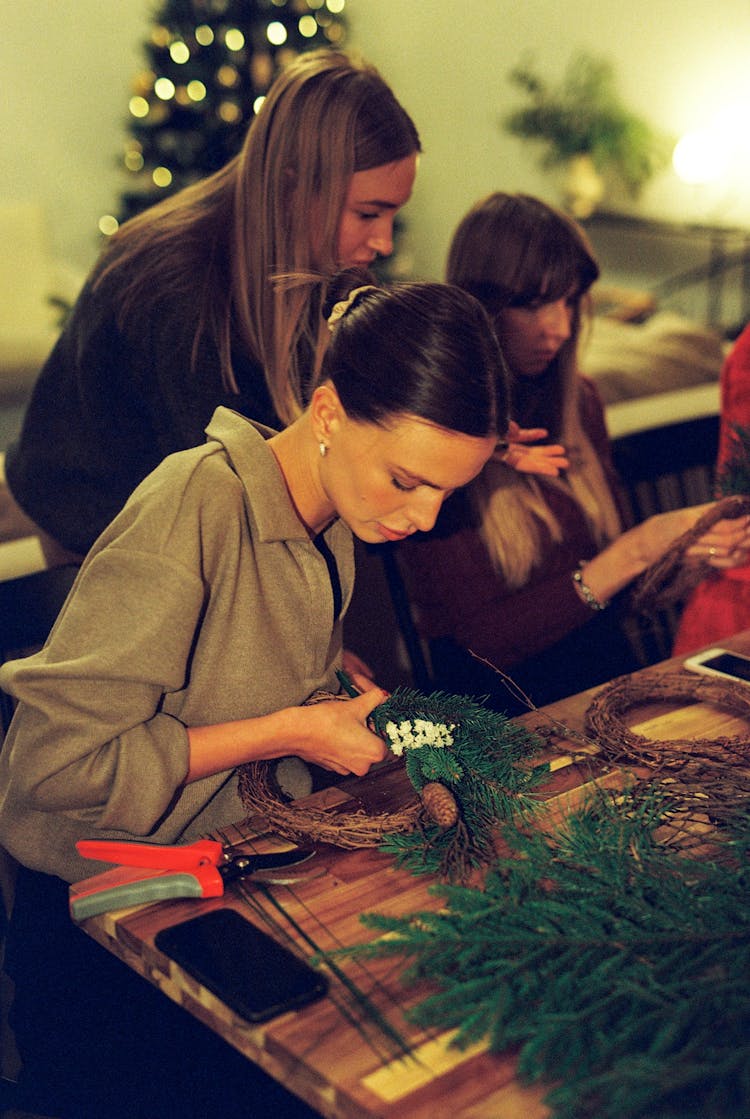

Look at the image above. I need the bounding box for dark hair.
[446,192,599,312]
[321,269,508,438]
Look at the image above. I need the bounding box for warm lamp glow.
[673,96,750,186]
[672,130,730,185]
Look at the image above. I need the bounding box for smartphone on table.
[683,647,750,685]
[154,908,328,1023]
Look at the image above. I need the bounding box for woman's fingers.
[689,512,750,564]
[496,442,570,476]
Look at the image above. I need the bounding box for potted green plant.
[503,51,671,216]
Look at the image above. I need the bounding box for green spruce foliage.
[344,786,750,1119]
[367,686,548,881]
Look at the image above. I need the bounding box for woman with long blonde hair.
[401,193,750,712]
[5,49,420,561]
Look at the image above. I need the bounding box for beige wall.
[3,2,146,272]
[349,0,750,279]
[3,1,749,277]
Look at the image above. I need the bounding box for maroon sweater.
[401,377,624,671]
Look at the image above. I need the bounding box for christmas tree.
[104,0,348,231]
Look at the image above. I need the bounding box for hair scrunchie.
[326,284,378,332]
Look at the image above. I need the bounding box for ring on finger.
[709,546,717,557]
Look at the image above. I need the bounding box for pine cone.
[421,782,459,829]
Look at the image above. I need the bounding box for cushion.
[579,311,725,405]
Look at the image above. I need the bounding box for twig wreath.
[237,691,423,849]
[238,681,547,881]
[631,493,750,615]
[584,669,750,830]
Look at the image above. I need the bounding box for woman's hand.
[629,503,750,570]
[186,682,388,782]
[576,502,750,608]
[495,422,569,477]
[686,507,750,569]
[291,685,388,776]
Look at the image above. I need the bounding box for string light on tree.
[102,0,348,232]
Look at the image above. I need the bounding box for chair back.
[611,413,720,663]
[611,413,719,526]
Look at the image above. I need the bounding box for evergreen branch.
[717,422,750,497]
[337,787,750,1118]
[367,684,547,882]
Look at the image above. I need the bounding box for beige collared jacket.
[0,408,353,882]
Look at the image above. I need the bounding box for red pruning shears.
[69,838,315,922]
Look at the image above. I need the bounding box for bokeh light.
[195,24,214,46]
[266,22,288,46]
[154,77,176,101]
[98,214,119,236]
[152,166,173,188]
[187,80,207,102]
[169,41,190,64]
[225,29,245,51]
[124,150,144,171]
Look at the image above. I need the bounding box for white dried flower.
[383,717,455,754]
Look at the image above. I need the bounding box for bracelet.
[572,561,609,611]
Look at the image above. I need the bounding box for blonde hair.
[447,192,621,588]
[95,50,420,426]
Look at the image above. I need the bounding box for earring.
[319,442,328,458]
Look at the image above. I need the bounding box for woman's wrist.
[579,529,653,606]
[572,561,609,611]
[186,706,301,781]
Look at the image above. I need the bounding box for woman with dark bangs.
[400,193,750,713]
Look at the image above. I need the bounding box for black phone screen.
[154,908,328,1023]
[700,651,750,682]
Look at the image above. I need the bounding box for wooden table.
[73,633,750,1119]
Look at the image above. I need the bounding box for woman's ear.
[310,382,344,445]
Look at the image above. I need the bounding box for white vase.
[562,154,605,218]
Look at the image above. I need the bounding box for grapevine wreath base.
[237,757,423,849]
[237,692,423,848]
[586,670,750,762]
[584,670,750,825]
[631,494,750,614]
[238,670,750,851]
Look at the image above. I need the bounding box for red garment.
[400,377,622,670]
[672,324,750,655]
